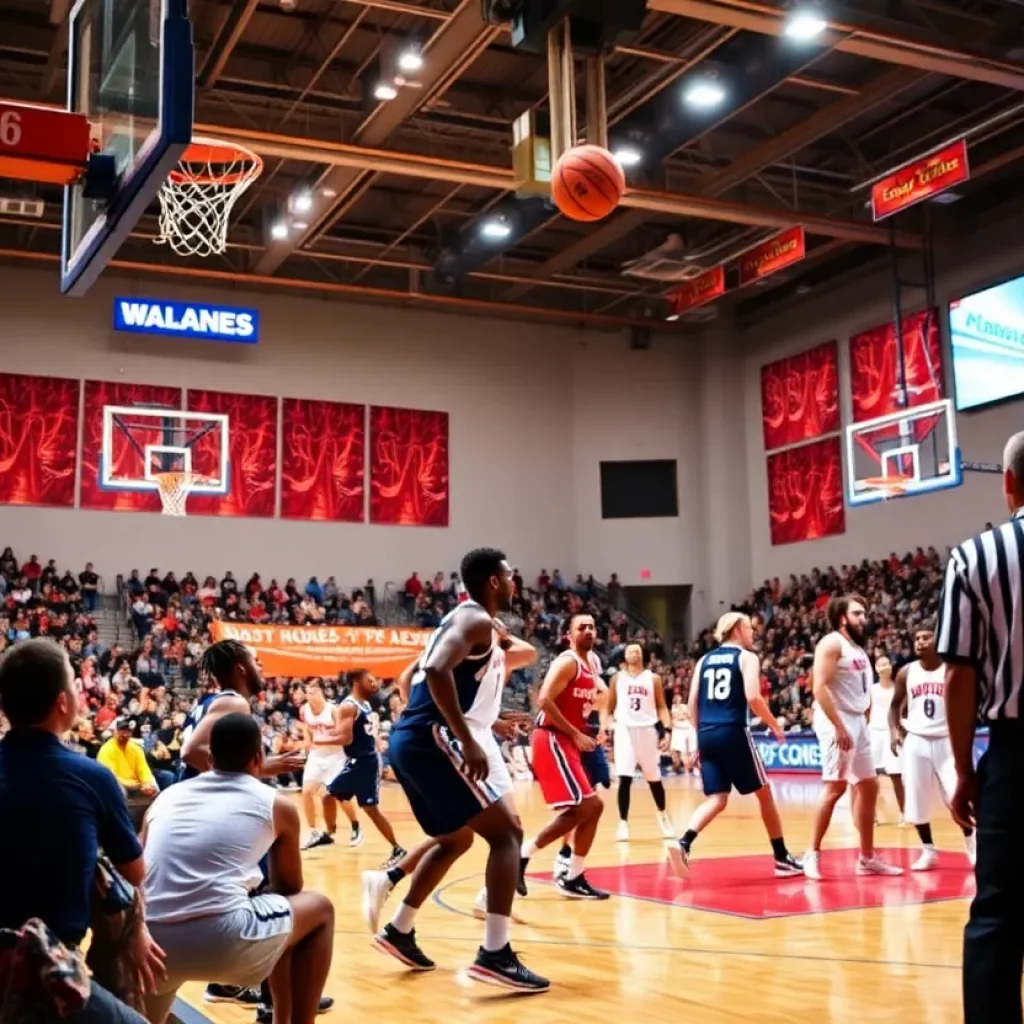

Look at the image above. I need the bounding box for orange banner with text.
[210,621,431,678]
[871,140,969,220]
[667,265,725,317]
[738,226,806,286]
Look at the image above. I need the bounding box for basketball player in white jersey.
[803,595,903,880]
[889,624,976,870]
[868,655,905,824]
[606,644,674,840]
[298,679,360,850]
[670,693,697,775]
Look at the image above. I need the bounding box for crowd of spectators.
[0,544,952,782]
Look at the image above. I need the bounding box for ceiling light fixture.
[397,46,424,73]
[374,82,399,101]
[292,190,313,214]
[270,221,289,241]
[614,146,643,169]
[684,78,726,109]
[784,9,827,41]
[481,218,512,240]
[293,220,309,230]
[665,313,680,322]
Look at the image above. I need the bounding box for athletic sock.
[770,837,788,860]
[558,843,571,859]
[681,829,698,853]
[386,866,406,887]
[916,823,934,846]
[390,901,418,934]
[568,854,587,880]
[521,838,539,859]
[483,913,511,952]
[649,780,666,813]
[617,777,632,820]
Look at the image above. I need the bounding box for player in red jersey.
[520,614,609,900]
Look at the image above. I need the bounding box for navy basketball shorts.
[580,743,611,789]
[388,722,502,836]
[327,753,382,807]
[697,724,768,796]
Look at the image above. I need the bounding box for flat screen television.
[949,273,1024,411]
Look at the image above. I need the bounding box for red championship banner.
[739,226,806,286]
[210,621,431,678]
[667,265,725,316]
[871,140,969,221]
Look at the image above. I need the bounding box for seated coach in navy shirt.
[0,637,162,1022]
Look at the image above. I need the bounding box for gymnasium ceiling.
[1,0,1024,329]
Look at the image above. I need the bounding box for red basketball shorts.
[530,727,595,808]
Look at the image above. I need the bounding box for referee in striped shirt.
[937,430,1024,1024]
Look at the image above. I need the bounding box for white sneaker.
[616,821,630,842]
[964,832,977,867]
[361,870,393,933]
[911,846,939,872]
[802,850,822,881]
[553,852,571,881]
[666,841,690,879]
[657,812,675,839]
[350,824,364,847]
[856,855,904,876]
[472,887,488,920]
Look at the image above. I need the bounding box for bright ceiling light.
[398,47,424,73]
[270,221,289,241]
[665,313,680,322]
[684,79,726,109]
[374,82,399,101]
[293,220,309,230]
[784,10,827,41]
[614,146,643,169]
[481,218,512,240]
[292,190,313,214]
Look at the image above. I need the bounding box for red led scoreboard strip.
[0,102,91,185]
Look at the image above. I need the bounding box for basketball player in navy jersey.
[375,548,549,992]
[327,670,405,864]
[181,641,331,1018]
[669,612,802,879]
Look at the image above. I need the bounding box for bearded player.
[803,596,903,881]
[519,613,609,900]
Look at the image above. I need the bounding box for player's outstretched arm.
[180,693,251,774]
[493,618,539,672]
[888,666,909,754]
[741,652,784,741]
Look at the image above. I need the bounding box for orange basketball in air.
[551,145,626,222]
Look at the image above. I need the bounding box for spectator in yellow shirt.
[97,719,158,798]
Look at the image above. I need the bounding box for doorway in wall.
[624,584,691,646]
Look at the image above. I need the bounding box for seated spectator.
[98,718,159,827]
[305,576,323,603]
[0,638,161,1024]
[0,547,17,580]
[141,713,335,1024]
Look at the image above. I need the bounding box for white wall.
[738,217,1024,584]
[0,266,706,594]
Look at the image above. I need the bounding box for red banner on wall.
[849,309,943,424]
[739,227,806,287]
[281,398,365,522]
[667,265,725,316]
[767,437,846,546]
[760,341,839,451]
[0,374,79,507]
[186,390,278,518]
[370,406,449,527]
[871,140,969,221]
[80,381,182,512]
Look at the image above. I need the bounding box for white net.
[155,137,263,258]
[155,472,210,516]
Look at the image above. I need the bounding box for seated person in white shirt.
[141,713,335,1024]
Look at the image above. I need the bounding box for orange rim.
[862,475,911,496]
[167,137,264,186]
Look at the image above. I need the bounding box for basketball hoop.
[154,471,216,517]
[155,137,263,258]
[862,475,911,501]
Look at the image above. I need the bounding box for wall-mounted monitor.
[949,273,1024,411]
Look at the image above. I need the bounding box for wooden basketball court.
[177,776,969,1024]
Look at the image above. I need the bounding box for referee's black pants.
[964,722,1024,1024]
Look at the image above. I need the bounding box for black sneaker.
[516,856,530,897]
[205,984,262,1005]
[556,873,610,900]
[466,944,550,993]
[383,845,406,869]
[372,923,436,971]
[301,830,334,851]
[774,852,804,878]
[257,997,334,1022]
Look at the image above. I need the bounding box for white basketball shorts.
[813,706,874,784]
[869,728,903,775]
[614,723,661,782]
[901,731,956,825]
[472,724,513,801]
[671,724,697,755]
[303,747,346,789]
